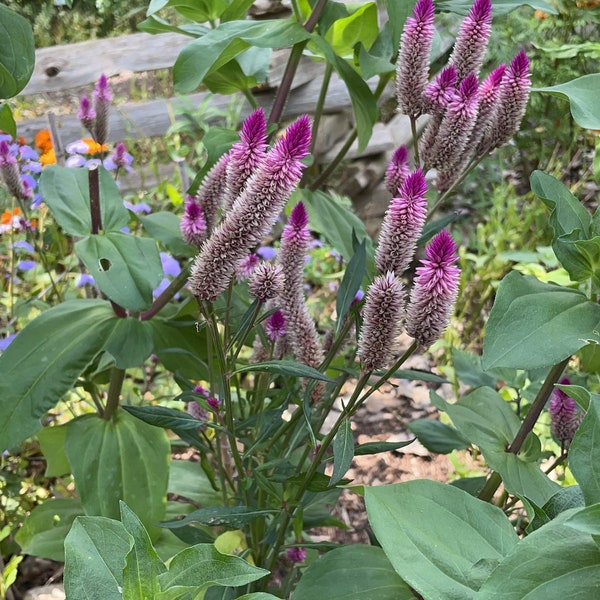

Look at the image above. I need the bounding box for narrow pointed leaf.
[160,506,274,529]
[0,4,35,97]
[336,239,366,333]
[233,360,334,382]
[330,417,354,485]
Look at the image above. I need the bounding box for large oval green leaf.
[65,408,170,540]
[476,511,600,599]
[482,271,600,370]
[293,545,416,600]
[39,165,129,236]
[365,480,519,600]
[0,5,35,98]
[104,317,154,368]
[75,232,163,311]
[0,300,118,450]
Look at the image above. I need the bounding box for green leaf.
[0,299,118,450]
[147,0,227,21]
[236,594,281,600]
[104,318,154,368]
[120,502,166,600]
[204,47,271,94]
[564,503,600,535]
[535,74,600,130]
[160,507,273,530]
[139,211,196,257]
[293,545,416,600]
[354,439,415,456]
[330,417,354,486]
[477,510,600,599]
[173,19,310,93]
[482,271,600,370]
[381,0,415,49]
[437,0,558,16]
[555,384,595,411]
[365,480,519,599]
[543,486,585,519]
[335,239,366,334]
[324,2,378,57]
[310,35,377,152]
[0,5,35,97]
[220,0,255,22]
[122,404,217,431]
[452,348,497,389]
[75,232,163,311]
[37,425,70,477]
[15,499,84,562]
[407,419,470,454]
[64,516,131,600]
[300,189,374,265]
[0,103,16,138]
[65,409,170,540]
[157,544,268,598]
[570,396,600,505]
[233,360,334,382]
[168,460,222,507]
[39,165,129,236]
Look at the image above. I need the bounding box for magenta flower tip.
[459,72,479,98]
[402,168,427,200]
[414,0,435,21]
[489,64,506,87]
[439,65,458,88]
[0,140,11,158]
[392,145,409,166]
[426,229,457,263]
[471,0,493,20]
[265,309,286,341]
[289,201,309,229]
[511,50,530,78]
[241,108,267,144]
[94,73,112,100]
[549,376,582,448]
[281,114,312,161]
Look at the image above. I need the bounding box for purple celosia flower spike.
[376,169,428,276]
[225,108,268,210]
[236,253,260,281]
[357,272,406,371]
[180,197,207,248]
[276,201,324,370]
[249,262,284,302]
[0,141,30,201]
[189,115,311,301]
[78,95,96,136]
[406,230,460,347]
[449,0,493,81]
[194,152,229,236]
[396,0,436,118]
[92,74,112,145]
[549,377,583,451]
[423,72,479,173]
[265,309,286,341]
[481,50,531,151]
[385,146,411,195]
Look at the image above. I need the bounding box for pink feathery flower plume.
[357,272,405,372]
[249,262,284,302]
[92,74,112,145]
[277,201,324,369]
[189,115,311,301]
[224,108,268,210]
[448,0,493,81]
[194,152,230,236]
[236,253,259,281]
[375,169,428,276]
[0,141,31,202]
[481,50,531,152]
[406,230,460,347]
[78,96,96,136]
[180,197,207,248]
[384,146,411,195]
[549,377,583,451]
[396,0,435,118]
[423,73,479,173]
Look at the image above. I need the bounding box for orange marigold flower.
[1,207,20,225]
[40,148,56,166]
[35,129,53,154]
[18,136,27,145]
[82,138,108,154]
[534,10,547,19]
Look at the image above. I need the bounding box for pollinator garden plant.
[2,0,600,598]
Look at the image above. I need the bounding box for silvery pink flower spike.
[248,262,284,302]
[194,153,229,236]
[225,108,268,210]
[77,96,96,136]
[236,253,260,281]
[471,64,506,154]
[265,309,286,341]
[276,201,324,370]
[422,65,457,115]
[448,0,493,80]
[406,230,461,347]
[396,0,435,118]
[549,377,583,451]
[357,271,405,372]
[384,145,411,195]
[0,141,30,202]
[190,114,311,302]
[92,73,112,145]
[376,169,428,276]
[180,197,207,248]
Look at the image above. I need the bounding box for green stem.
[478,358,570,502]
[308,62,333,158]
[410,116,420,166]
[141,265,190,321]
[104,368,125,421]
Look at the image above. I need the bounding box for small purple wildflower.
[0,333,16,351]
[161,252,181,278]
[357,272,405,371]
[78,95,96,135]
[549,377,583,450]
[248,262,284,302]
[77,273,96,287]
[206,396,221,411]
[286,546,307,563]
[17,260,36,271]
[104,142,133,172]
[14,240,34,252]
[187,400,209,422]
[396,0,436,118]
[406,230,461,347]
[194,385,210,396]
[180,197,207,248]
[93,74,112,145]
[375,169,428,276]
[124,200,151,214]
[385,146,411,196]
[257,246,277,260]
